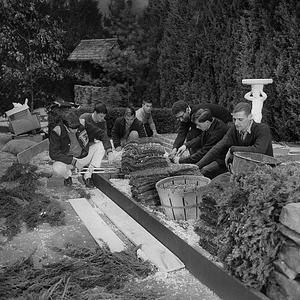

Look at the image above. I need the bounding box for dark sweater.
[111,117,146,148]
[49,122,112,164]
[79,113,107,134]
[173,103,232,150]
[179,118,228,164]
[196,121,273,169]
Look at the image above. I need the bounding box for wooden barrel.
[155,175,211,221]
[231,152,280,175]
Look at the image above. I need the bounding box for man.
[49,108,114,188]
[170,100,232,157]
[196,102,273,179]
[112,105,146,151]
[79,102,108,135]
[174,108,228,164]
[136,100,159,137]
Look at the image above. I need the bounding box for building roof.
[68,38,118,62]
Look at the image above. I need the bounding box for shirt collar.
[240,120,253,134]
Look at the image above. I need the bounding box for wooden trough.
[93,173,269,300]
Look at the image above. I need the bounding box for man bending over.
[174,108,228,165]
[170,100,232,158]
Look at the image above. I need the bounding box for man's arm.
[180,128,226,164]
[111,119,122,149]
[148,114,158,135]
[230,123,272,154]
[136,120,147,137]
[85,122,112,152]
[196,126,235,169]
[185,135,202,150]
[172,121,191,150]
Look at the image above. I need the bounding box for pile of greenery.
[212,163,300,290]
[0,163,65,239]
[0,243,160,299]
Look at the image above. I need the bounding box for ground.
[0,133,221,300]
[0,130,299,299]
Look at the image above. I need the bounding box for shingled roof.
[68,38,118,62]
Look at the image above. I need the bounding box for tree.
[48,0,107,53]
[96,0,150,106]
[0,0,65,112]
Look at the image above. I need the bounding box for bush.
[215,163,300,290]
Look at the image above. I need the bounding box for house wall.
[74,84,123,108]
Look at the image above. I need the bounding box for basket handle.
[227,162,233,174]
[161,204,201,209]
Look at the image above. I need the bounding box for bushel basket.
[231,152,280,175]
[155,175,211,221]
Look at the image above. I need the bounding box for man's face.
[195,120,210,131]
[232,111,252,132]
[94,112,106,123]
[175,108,190,122]
[125,110,135,126]
[143,102,152,113]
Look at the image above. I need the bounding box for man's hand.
[177,145,186,157]
[153,132,161,138]
[107,151,114,165]
[74,158,85,171]
[169,148,177,159]
[173,156,180,164]
[225,149,233,170]
[115,146,122,152]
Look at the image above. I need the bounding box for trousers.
[52,142,105,180]
[200,161,228,179]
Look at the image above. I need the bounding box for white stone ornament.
[242,78,273,123]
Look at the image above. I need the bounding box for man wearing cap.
[196,102,273,178]
[170,100,232,158]
[173,108,228,165]
[49,108,114,188]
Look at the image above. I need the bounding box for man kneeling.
[49,108,114,188]
[196,102,273,179]
[111,105,146,151]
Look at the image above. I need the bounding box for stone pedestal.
[242,78,273,123]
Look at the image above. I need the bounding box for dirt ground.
[0,134,221,300]
[0,130,299,300]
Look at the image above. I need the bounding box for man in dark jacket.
[196,102,273,178]
[112,105,146,151]
[173,108,228,165]
[170,100,232,158]
[49,108,114,188]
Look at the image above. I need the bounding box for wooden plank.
[90,189,185,272]
[17,138,49,164]
[68,198,125,252]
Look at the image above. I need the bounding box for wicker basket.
[155,175,211,221]
[231,152,280,175]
